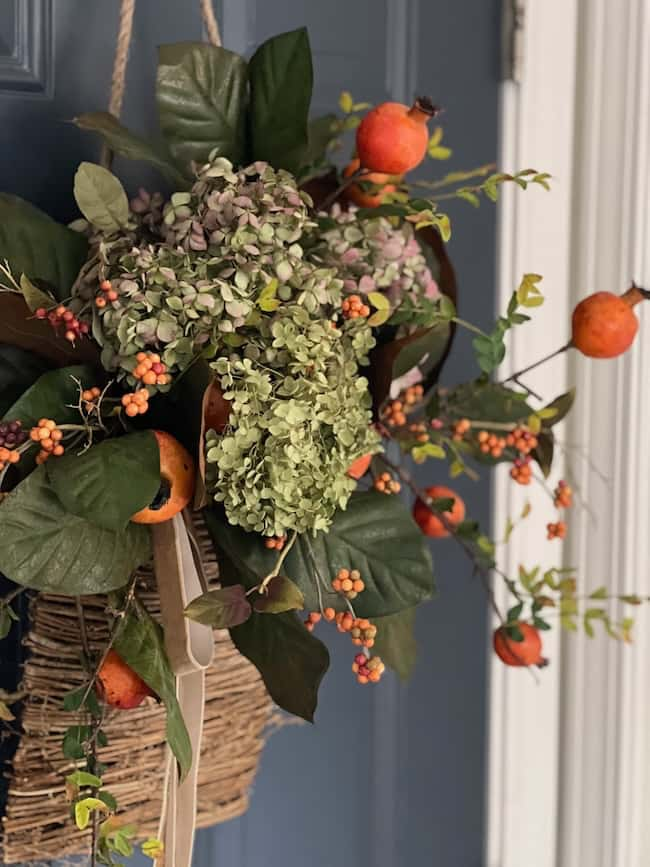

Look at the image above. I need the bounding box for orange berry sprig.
[452,418,471,441]
[547,521,567,541]
[477,430,508,458]
[35,304,90,343]
[265,535,287,551]
[0,421,28,475]
[553,480,573,508]
[133,351,171,387]
[510,455,533,485]
[506,426,538,455]
[332,567,365,600]
[81,386,102,412]
[0,446,21,472]
[121,388,150,418]
[341,294,370,319]
[352,653,386,685]
[374,471,401,494]
[304,611,321,633]
[349,618,377,648]
[94,279,120,309]
[29,418,65,464]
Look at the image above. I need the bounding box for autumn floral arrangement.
[0,26,648,865]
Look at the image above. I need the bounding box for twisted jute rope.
[100,0,222,169]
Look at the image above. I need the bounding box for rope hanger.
[100,0,222,168]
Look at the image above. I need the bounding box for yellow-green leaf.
[428,126,443,148]
[258,278,280,312]
[142,838,165,861]
[527,414,542,434]
[412,442,445,463]
[339,91,353,113]
[0,700,14,721]
[74,797,109,831]
[19,273,54,312]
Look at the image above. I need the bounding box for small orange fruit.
[493,623,546,668]
[97,649,154,709]
[131,430,195,524]
[347,452,373,480]
[572,289,640,358]
[356,97,439,175]
[412,484,465,538]
[343,158,398,208]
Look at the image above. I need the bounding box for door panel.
[0,2,499,865]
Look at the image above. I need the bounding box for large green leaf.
[540,388,576,428]
[156,43,248,171]
[434,380,532,424]
[230,609,329,722]
[0,467,151,594]
[3,364,95,426]
[206,492,434,619]
[73,163,129,232]
[373,608,418,681]
[248,28,313,173]
[74,113,187,187]
[0,344,50,417]
[0,194,88,299]
[113,599,192,780]
[46,432,160,532]
[184,585,252,629]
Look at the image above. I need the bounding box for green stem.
[451,316,490,338]
[259,531,298,592]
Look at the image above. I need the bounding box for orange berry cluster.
[0,446,21,470]
[36,304,90,343]
[403,384,424,405]
[29,418,64,464]
[547,520,567,540]
[510,455,533,485]
[477,430,507,458]
[350,618,377,648]
[332,568,365,600]
[374,471,401,494]
[81,386,102,411]
[383,399,407,427]
[121,388,150,417]
[133,351,171,387]
[95,279,119,309]
[452,418,471,441]
[553,480,573,509]
[506,426,539,455]
[408,421,429,443]
[304,611,322,633]
[352,653,385,685]
[341,294,371,319]
[264,535,287,551]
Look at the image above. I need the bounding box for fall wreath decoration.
[1,12,649,867]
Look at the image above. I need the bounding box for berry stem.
[258,530,298,593]
[318,167,371,213]
[501,341,573,388]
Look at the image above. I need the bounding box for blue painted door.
[1,1,499,864]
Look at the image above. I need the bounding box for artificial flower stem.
[259,530,298,593]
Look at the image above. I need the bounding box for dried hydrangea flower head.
[309,204,440,309]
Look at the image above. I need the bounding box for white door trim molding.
[486,1,578,865]
[488,0,650,865]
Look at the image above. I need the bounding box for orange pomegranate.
[131,430,195,524]
[356,97,439,175]
[347,452,373,480]
[493,623,546,668]
[97,649,154,709]
[343,158,398,208]
[412,484,465,538]
[572,289,641,358]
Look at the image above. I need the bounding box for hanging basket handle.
[101,0,222,168]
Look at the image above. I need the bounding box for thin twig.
[318,167,370,212]
[501,342,572,387]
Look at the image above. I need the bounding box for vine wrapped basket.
[0,517,275,864]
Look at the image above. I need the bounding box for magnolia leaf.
[208,492,434,619]
[248,28,313,173]
[253,575,305,614]
[373,608,418,681]
[0,467,151,594]
[0,343,50,417]
[541,388,575,428]
[113,600,192,780]
[533,430,555,478]
[74,112,186,186]
[184,585,252,628]
[157,42,248,170]
[3,363,94,429]
[230,609,329,722]
[47,431,160,532]
[19,274,54,312]
[0,194,88,299]
[73,162,129,232]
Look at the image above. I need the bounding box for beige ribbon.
[153,512,214,867]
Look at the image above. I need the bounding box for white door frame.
[487,1,650,865]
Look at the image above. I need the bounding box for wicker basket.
[0,518,275,864]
